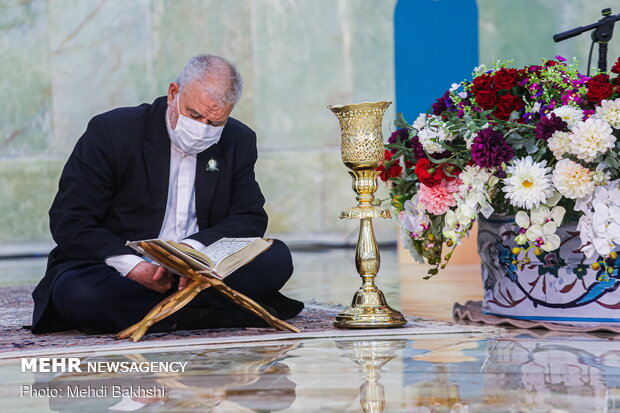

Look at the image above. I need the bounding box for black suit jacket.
[32,96,268,333]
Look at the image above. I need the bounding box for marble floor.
[2,248,620,412]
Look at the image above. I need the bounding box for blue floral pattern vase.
[478,214,620,325]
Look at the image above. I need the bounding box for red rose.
[472,73,493,92]
[414,159,441,187]
[380,164,402,181]
[586,74,613,104]
[493,93,525,120]
[493,67,518,90]
[475,89,499,110]
[612,57,620,74]
[377,150,402,181]
[414,159,459,187]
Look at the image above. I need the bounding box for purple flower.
[409,136,427,159]
[387,129,409,153]
[555,55,567,62]
[471,128,514,168]
[432,91,452,115]
[535,113,568,140]
[388,128,409,145]
[522,112,537,123]
[561,89,580,105]
[572,78,587,87]
[434,150,452,160]
[583,110,595,120]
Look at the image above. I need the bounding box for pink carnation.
[417,179,460,215]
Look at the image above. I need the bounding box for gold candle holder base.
[334,287,407,329]
[334,210,407,329]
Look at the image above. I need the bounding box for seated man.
[31,54,304,334]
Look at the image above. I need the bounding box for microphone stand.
[554,8,620,74]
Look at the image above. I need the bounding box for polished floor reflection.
[3,248,620,412]
[4,333,620,412]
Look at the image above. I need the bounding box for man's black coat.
[32,96,268,333]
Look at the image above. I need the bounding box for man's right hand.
[126,262,173,293]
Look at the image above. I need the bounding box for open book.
[126,237,273,280]
[118,236,300,341]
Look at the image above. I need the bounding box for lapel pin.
[206,158,219,172]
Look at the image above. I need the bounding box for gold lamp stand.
[328,101,407,329]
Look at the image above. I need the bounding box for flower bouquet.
[382,56,620,288]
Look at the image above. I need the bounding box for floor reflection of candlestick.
[337,339,407,413]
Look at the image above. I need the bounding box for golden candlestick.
[328,101,407,328]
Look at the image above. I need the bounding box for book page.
[215,238,273,277]
[201,238,258,267]
[126,238,272,280]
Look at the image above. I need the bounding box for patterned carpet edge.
[0,286,501,359]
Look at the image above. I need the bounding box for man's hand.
[127,262,173,293]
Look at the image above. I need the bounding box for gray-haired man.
[31,55,304,334]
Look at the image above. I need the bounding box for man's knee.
[52,268,105,312]
[50,264,136,333]
[261,239,294,282]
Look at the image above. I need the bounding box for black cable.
[587,38,595,76]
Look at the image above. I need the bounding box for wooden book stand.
[116,242,300,342]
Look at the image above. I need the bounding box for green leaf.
[509,110,521,121]
[394,113,409,129]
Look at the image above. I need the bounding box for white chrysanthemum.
[552,159,595,199]
[412,113,428,131]
[551,105,584,128]
[417,118,455,154]
[547,131,571,160]
[417,127,445,154]
[594,98,620,129]
[567,117,616,162]
[502,156,554,210]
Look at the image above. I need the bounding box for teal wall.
[1,0,620,247]
[0,0,397,247]
[478,0,620,70]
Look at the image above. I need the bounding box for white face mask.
[167,94,225,155]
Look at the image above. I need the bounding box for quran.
[126,237,273,279]
[117,237,300,342]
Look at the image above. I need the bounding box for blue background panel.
[394,0,479,121]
